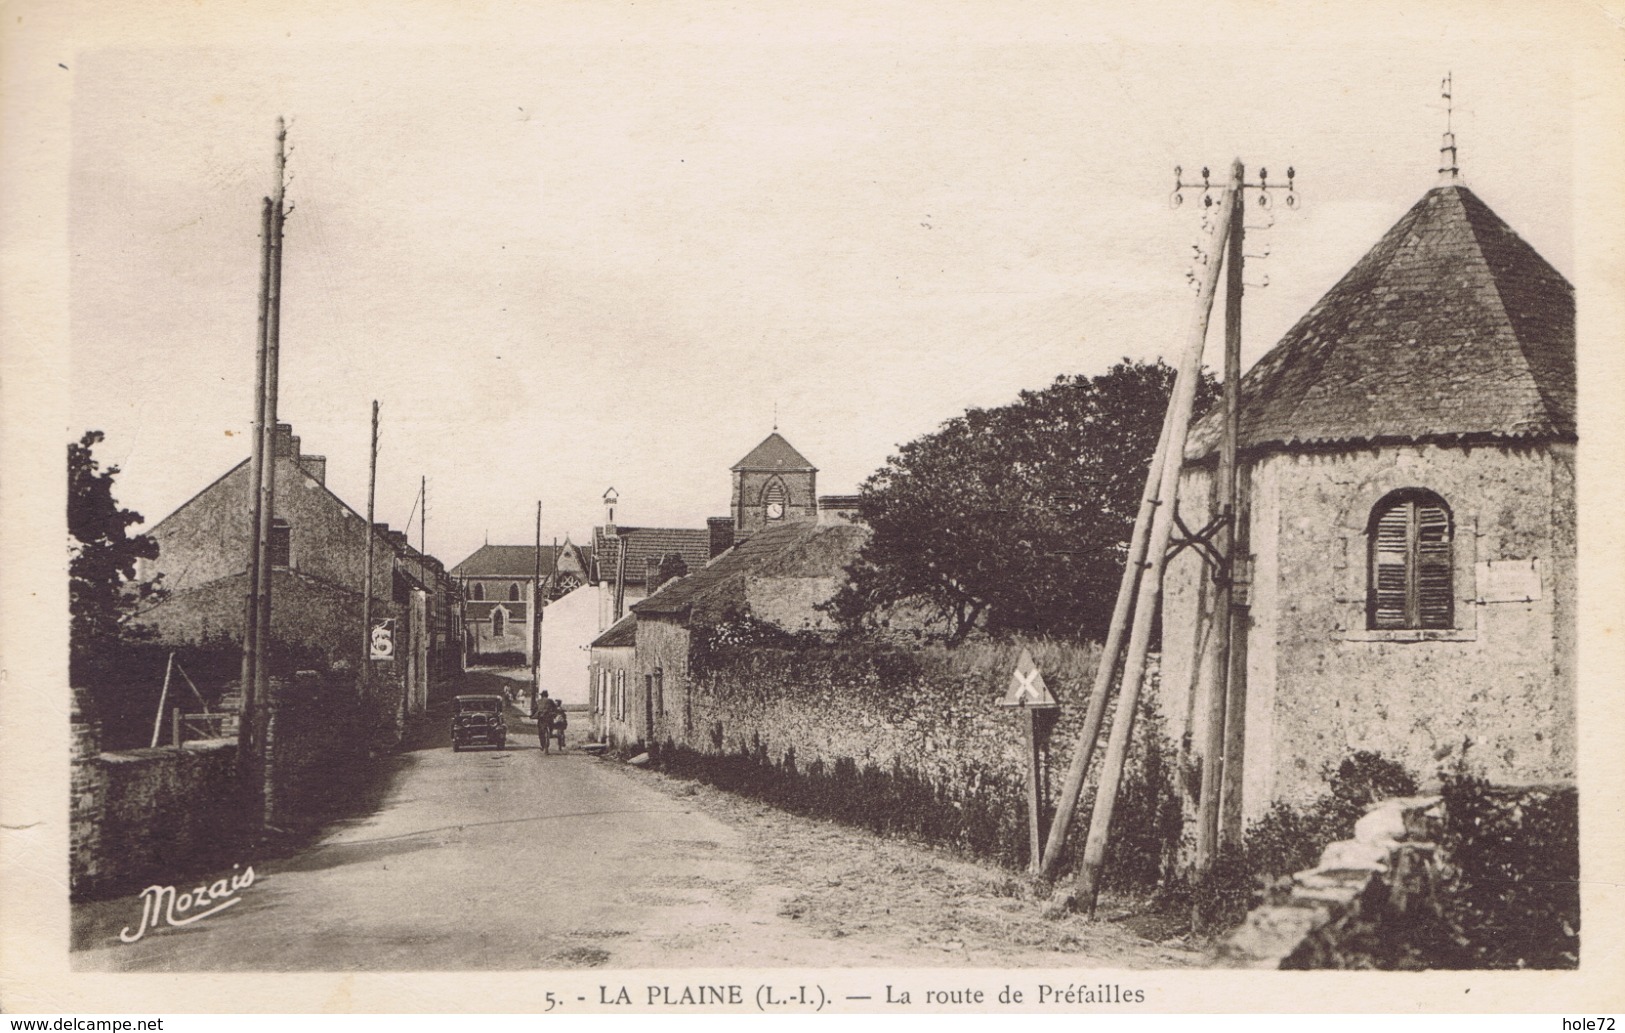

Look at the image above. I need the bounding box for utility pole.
[362,401,379,668]
[1040,159,1297,911]
[421,475,427,559]
[252,118,287,772]
[239,119,288,825]
[239,195,273,770]
[533,500,543,696]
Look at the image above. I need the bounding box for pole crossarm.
[1167,508,1232,578]
[1172,165,1298,209]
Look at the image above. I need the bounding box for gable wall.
[147,456,392,603]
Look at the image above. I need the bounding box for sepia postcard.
[3,0,1624,1017]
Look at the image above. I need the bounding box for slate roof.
[632,521,869,626]
[1187,184,1574,459]
[450,543,593,579]
[731,432,817,472]
[590,613,638,649]
[591,526,713,586]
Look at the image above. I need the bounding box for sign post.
[999,647,1060,873]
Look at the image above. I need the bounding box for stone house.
[1161,176,1575,819]
[617,519,870,749]
[450,540,592,664]
[135,424,454,716]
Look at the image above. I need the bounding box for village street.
[71,676,1201,972]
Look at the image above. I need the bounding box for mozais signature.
[118,864,255,943]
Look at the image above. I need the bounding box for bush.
[1431,775,1579,968]
[1170,750,1420,937]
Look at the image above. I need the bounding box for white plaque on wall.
[1477,558,1542,603]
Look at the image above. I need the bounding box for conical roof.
[731,431,817,472]
[1188,184,1574,458]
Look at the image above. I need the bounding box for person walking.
[535,691,560,753]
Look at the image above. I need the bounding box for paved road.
[72,702,834,971]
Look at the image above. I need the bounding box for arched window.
[472,582,485,601]
[1368,489,1453,630]
[492,608,506,638]
[761,477,788,520]
[508,582,520,602]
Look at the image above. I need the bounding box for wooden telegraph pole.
[251,119,288,790]
[362,401,380,667]
[1040,159,1296,911]
[239,119,289,823]
[533,500,544,695]
[239,196,273,766]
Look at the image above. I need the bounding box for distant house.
[137,423,449,712]
[602,520,869,748]
[588,614,638,747]
[1162,175,1576,819]
[450,540,592,665]
[589,503,712,633]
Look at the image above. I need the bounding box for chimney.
[645,556,664,593]
[298,454,327,484]
[274,423,296,458]
[602,487,619,537]
[708,516,735,558]
[818,495,863,526]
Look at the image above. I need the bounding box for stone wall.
[71,688,242,897]
[1217,795,1443,968]
[1164,442,1576,819]
[262,672,373,828]
[744,576,841,633]
[651,636,1180,877]
[71,669,390,897]
[1217,781,1578,969]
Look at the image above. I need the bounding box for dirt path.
[614,764,1203,968]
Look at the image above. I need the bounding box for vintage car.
[451,694,507,751]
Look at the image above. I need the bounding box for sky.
[58,1,1590,571]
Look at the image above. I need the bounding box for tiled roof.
[632,521,868,625]
[590,526,712,586]
[731,432,817,472]
[590,613,638,649]
[1187,184,1574,459]
[450,543,594,579]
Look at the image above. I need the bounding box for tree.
[830,359,1218,643]
[69,431,162,675]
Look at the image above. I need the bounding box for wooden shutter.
[1369,503,1411,628]
[1416,501,1453,628]
[1368,494,1453,630]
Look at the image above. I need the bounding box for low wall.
[1218,782,1579,969]
[71,671,394,898]
[71,688,242,897]
[657,639,1179,883]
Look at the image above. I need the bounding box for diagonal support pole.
[1070,160,1242,912]
[1038,160,1240,883]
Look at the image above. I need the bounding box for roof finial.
[772,400,778,432]
[1439,72,1459,185]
